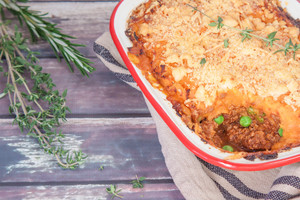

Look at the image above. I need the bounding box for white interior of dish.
[113,0,300,164]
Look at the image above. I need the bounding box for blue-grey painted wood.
[0,58,149,116]
[0,118,172,182]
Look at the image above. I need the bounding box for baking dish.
[110,0,300,171]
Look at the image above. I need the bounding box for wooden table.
[0,1,185,199]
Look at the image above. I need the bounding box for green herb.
[208,16,224,29]
[265,31,279,47]
[274,39,300,59]
[274,39,293,56]
[240,116,252,127]
[106,185,123,199]
[186,4,299,59]
[256,116,264,123]
[247,107,265,123]
[0,0,95,76]
[291,43,300,59]
[99,165,104,171]
[240,28,253,42]
[0,0,92,169]
[200,58,206,66]
[222,145,234,152]
[131,175,146,188]
[214,115,224,125]
[247,106,256,115]
[278,128,283,137]
[224,39,229,48]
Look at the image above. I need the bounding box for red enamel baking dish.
[110,0,300,171]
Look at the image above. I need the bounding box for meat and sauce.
[126,0,300,160]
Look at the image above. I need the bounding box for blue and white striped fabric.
[94,32,300,200]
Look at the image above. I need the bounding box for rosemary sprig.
[106,185,123,199]
[0,22,88,169]
[187,4,299,58]
[0,0,95,76]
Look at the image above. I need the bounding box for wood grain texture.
[0,118,172,182]
[0,183,184,200]
[24,2,117,58]
[0,58,149,116]
[0,2,150,116]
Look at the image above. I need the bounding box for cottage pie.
[126,0,300,159]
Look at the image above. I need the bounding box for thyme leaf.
[240,28,253,42]
[208,16,224,29]
[265,31,279,47]
[274,39,293,56]
[130,175,146,188]
[200,58,206,66]
[291,42,300,59]
[224,39,229,48]
[106,185,123,199]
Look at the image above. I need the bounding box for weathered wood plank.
[0,118,173,182]
[22,2,118,58]
[0,183,184,200]
[0,2,183,199]
[0,58,149,116]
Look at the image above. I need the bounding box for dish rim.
[109,0,300,171]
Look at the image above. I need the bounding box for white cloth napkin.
[94,32,300,200]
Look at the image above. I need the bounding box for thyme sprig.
[106,185,123,199]
[130,175,146,188]
[208,16,224,29]
[187,4,299,59]
[274,39,300,59]
[240,28,253,42]
[265,31,280,47]
[0,22,87,169]
[0,0,95,76]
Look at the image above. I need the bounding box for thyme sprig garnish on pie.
[274,39,300,59]
[187,4,300,59]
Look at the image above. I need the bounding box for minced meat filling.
[200,107,281,152]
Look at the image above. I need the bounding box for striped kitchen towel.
[94,32,300,200]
